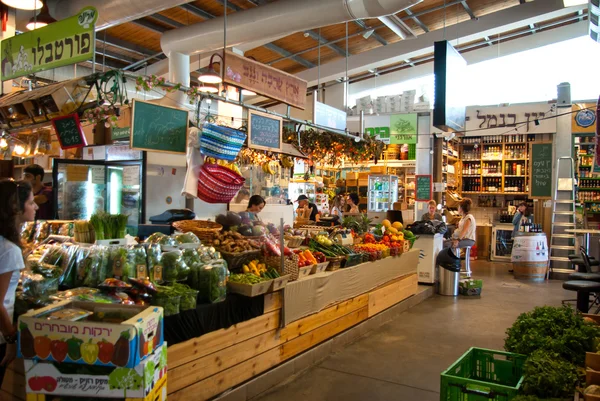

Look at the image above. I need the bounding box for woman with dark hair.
[443,198,476,250]
[512,202,533,237]
[0,180,37,384]
[346,193,360,214]
[247,195,266,222]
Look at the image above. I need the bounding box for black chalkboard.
[529,143,552,199]
[51,114,87,149]
[416,175,432,201]
[131,100,188,154]
[249,110,282,151]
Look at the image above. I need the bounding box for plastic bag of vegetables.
[21,271,59,303]
[175,232,200,244]
[75,246,102,287]
[38,244,67,267]
[109,246,129,280]
[172,283,198,310]
[152,285,181,316]
[34,221,50,243]
[128,245,148,280]
[189,259,228,304]
[59,243,80,288]
[161,250,188,282]
[98,246,110,283]
[146,243,163,283]
[146,232,167,244]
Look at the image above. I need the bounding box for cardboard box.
[346,179,358,187]
[24,344,167,399]
[358,172,369,179]
[346,172,359,180]
[358,178,369,187]
[370,166,386,174]
[18,301,164,368]
[227,280,272,297]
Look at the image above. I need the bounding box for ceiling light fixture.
[1,0,42,10]
[198,53,223,84]
[198,82,219,93]
[241,89,256,97]
[0,138,7,149]
[26,1,56,30]
[14,144,25,155]
[563,0,588,6]
[362,29,374,39]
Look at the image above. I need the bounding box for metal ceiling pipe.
[161,0,422,56]
[378,15,417,39]
[48,0,193,30]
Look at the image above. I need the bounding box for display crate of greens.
[344,253,363,268]
[24,343,167,399]
[18,301,163,368]
[189,260,228,304]
[270,274,291,292]
[227,279,272,297]
[311,261,329,274]
[440,347,526,401]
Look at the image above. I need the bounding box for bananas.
[281,156,294,168]
[206,158,242,175]
[262,161,276,175]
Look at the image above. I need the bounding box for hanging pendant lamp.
[26,1,55,30]
[1,0,42,11]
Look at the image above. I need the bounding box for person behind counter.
[330,195,345,219]
[346,193,360,214]
[246,195,266,222]
[443,198,476,250]
[297,195,320,222]
[233,188,250,204]
[422,199,443,221]
[512,202,533,237]
[0,180,38,385]
[23,164,53,220]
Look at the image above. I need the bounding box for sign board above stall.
[314,100,346,131]
[130,100,188,154]
[433,40,467,132]
[529,142,552,199]
[51,113,87,149]
[1,7,97,81]
[363,114,417,144]
[572,103,596,134]
[224,51,308,110]
[464,104,556,137]
[248,110,282,152]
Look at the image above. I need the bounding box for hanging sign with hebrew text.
[1,7,97,81]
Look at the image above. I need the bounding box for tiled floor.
[251,260,572,401]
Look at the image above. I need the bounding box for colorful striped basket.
[200,123,247,161]
[197,163,245,204]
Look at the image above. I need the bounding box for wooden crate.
[370,166,386,174]
[358,172,369,179]
[297,266,313,280]
[346,179,358,187]
[270,275,291,291]
[358,178,369,186]
[346,172,359,179]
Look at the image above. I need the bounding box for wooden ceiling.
[86,0,540,78]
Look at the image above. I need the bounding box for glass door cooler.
[491,223,514,261]
[368,174,398,213]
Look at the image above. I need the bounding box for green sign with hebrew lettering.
[1,7,97,81]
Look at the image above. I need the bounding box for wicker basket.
[266,253,300,281]
[285,236,304,248]
[326,256,346,271]
[220,249,261,272]
[173,220,222,243]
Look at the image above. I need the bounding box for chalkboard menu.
[415,175,432,201]
[529,142,552,199]
[249,110,282,151]
[131,100,188,154]
[51,114,87,149]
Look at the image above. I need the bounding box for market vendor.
[0,180,38,386]
[23,164,53,220]
[296,195,319,222]
[422,200,443,221]
[247,195,266,222]
[443,198,476,250]
[346,193,360,214]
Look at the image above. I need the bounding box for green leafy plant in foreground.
[521,350,582,399]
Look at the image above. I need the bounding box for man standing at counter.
[296,195,320,222]
[23,164,53,220]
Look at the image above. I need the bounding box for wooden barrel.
[511,233,548,281]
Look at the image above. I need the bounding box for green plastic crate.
[440,348,526,401]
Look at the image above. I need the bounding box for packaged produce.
[175,232,200,244]
[146,232,167,244]
[99,278,132,289]
[21,221,35,243]
[161,250,188,282]
[128,278,158,294]
[128,245,148,280]
[172,283,198,310]
[51,288,99,301]
[152,293,180,316]
[34,221,50,243]
[109,246,145,281]
[90,212,129,240]
[21,271,59,302]
[190,259,228,304]
[158,235,178,247]
[58,222,74,237]
[145,243,163,283]
[29,261,63,279]
[42,308,92,321]
[38,244,67,267]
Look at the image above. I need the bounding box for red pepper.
[50,339,68,362]
[97,339,115,364]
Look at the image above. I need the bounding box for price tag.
[123,165,140,186]
[66,165,89,182]
[137,265,147,279]
[91,166,104,185]
[153,265,163,281]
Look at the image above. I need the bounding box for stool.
[569,272,600,281]
[458,246,472,278]
[562,280,600,312]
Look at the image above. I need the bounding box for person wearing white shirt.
[444,198,476,250]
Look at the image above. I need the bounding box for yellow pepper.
[80,339,99,364]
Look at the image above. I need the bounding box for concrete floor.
[251,260,572,401]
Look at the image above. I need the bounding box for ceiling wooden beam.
[460,1,477,19]
[149,13,184,28]
[303,30,347,57]
[99,34,165,60]
[213,0,243,12]
[97,49,140,65]
[131,18,169,33]
[179,4,215,20]
[263,43,315,68]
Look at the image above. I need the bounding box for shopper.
[296,195,319,222]
[346,193,360,214]
[512,202,533,237]
[330,195,345,219]
[443,198,476,250]
[233,188,250,204]
[23,164,53,220]
[247,195,266,222]
[421,199,443,221]
[0,180,37,385]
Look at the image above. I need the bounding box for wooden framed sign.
[131,99,188,154]
[51,113,87,149]
[415,175,432,201]
[248,110,282,152]
[529,142,552,199]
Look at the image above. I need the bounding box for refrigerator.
[368,174,399,220]
[288,181,316,204]
[491,223,514,261]
[53,158,145,235]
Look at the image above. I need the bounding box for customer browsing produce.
[247,195,266,222]
[0,180,38,385]
[346,193,360,214]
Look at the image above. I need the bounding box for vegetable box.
[312,262,329,274]
[270,274,291,292]
[24,344,167,399]
[18,301,164,368]
[459,279,483,296]
[227,280,272,297]
[297,265,313,280]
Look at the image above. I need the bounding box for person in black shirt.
[296,195,319,222]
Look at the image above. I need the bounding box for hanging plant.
[83,105,119,129]
[135,75,181,94]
